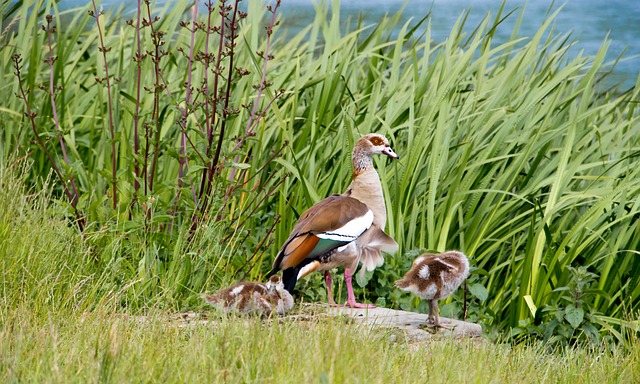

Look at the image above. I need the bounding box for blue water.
[55,0,640,88]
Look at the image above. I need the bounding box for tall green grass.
[2,155,640,383]
[1,308,638,383]
[262,2,640,342]
[2,0,287,305]
[0,159,89,315]
[1,0,639,345]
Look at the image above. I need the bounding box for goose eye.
[369,137,384,146]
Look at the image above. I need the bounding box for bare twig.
[131,0,145,198]
[210,0,241,178]
[178,1,198,199]
[12,53,85,231]
[238,0,282,148]
[89,2,118,209]
[197,0,246,220]
[234,214,281,281]
[43,15,81,209]
[143,0,167,193]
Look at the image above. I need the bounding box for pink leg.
[344,268,375,309]
[324,271,338,306]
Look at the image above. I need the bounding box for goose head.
[355,133,400,160]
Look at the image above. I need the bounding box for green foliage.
[0,159,90,315]
[0,163,638,380]
[270,3,640,343]
[512,266,611,347]
[1,0,640,346]
[2,0,285,307]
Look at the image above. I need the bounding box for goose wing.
[268,195,373,275]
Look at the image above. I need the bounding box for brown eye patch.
[369,136,384,146]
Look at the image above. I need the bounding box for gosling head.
[266,274,284,294]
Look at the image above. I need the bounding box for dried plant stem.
[197,0,244,220]
[241,0,281,142]
[143,1,165,194]
[222,1,283,227]
[195,1,216,207]
[12,53,85,231]
[209,0,240,181]
[197,1,226,208]
[233,141,288,190]
[43,15,80,209]
[90,1,118,209]
[177,0,198,206]
[222,173,288,243]
[203,2,214,141]
[132,0,144,197]
[12,56,70,203]
[234,214,281,280]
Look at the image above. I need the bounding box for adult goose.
[395,251,470,328]
[266,133,399,308]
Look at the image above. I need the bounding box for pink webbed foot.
[344,299,376,309]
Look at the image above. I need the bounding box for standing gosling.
[203,275,294,315]
[395,251,469,328]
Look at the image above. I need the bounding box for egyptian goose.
[395,251,470,328]
[203,275,294,315]
[267,133,399,308]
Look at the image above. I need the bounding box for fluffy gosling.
[203,275,294,315]
[395,251,469,328]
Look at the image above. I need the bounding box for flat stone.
[123,306,482,343]
[326,306,482,341]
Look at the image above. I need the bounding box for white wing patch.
[434,257,458,271]
[413,255,426,266]
[418,265,430,279]
[316,210,373,241]
[230,285,244,296]
[336,244,350,252]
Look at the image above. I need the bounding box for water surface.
[55,0,640,88]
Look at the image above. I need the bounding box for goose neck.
[352,147,373,175]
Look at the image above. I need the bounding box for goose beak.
[382,146,400,159]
